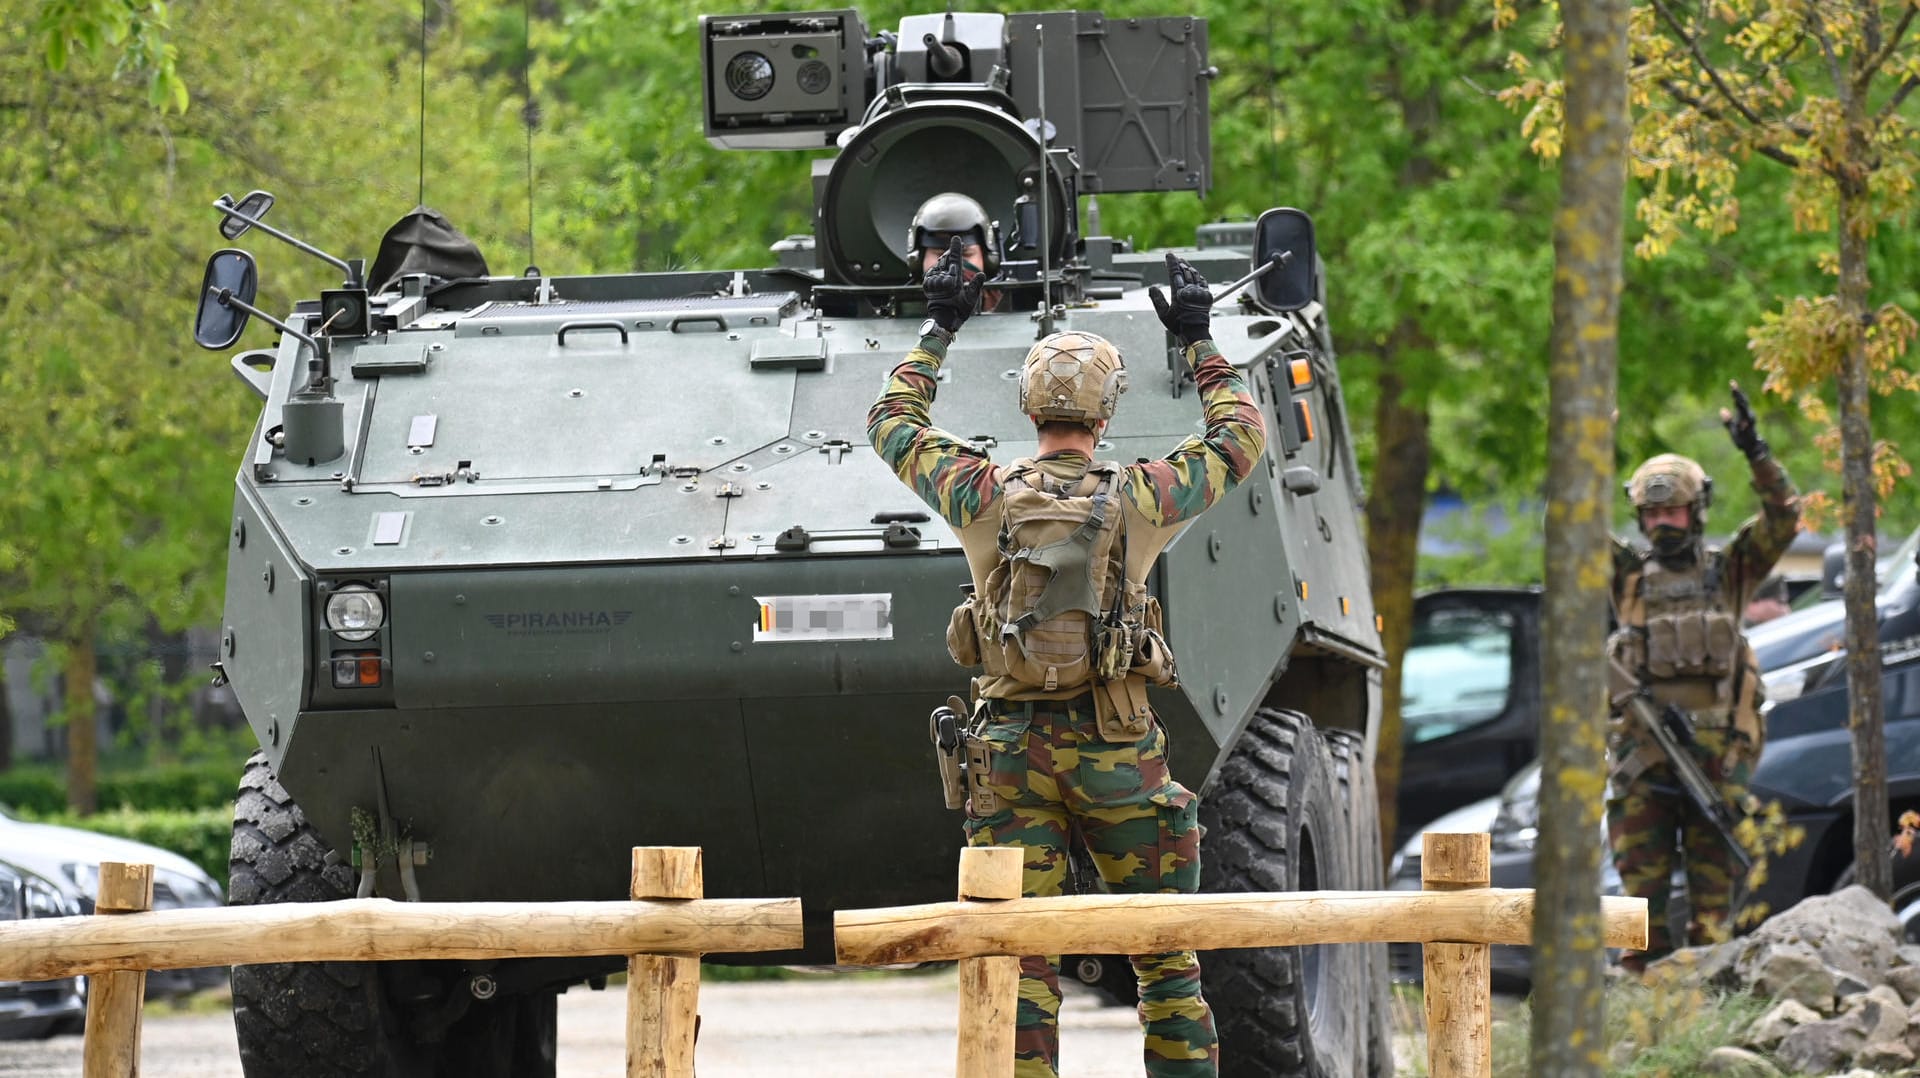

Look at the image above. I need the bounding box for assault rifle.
[1608,656,1755,885]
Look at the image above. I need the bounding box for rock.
[1775,1017,1868,1075]
[1745,942,1840,1013]
[1740,887,1902,986]
[1651,940,1745,989]
[1699,1046,1783,1077]
[1839,985,1908,1051]
[1898,943,1920,969]
[1744,999,1823,1049]
[1857,1040,1917,1073]
[1836,968,1873,998]
[1890,964,1920,1005]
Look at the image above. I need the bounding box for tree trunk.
[1366,335,1433,856]
[0,649,14,773]
[64,631,99,816]
[1531,0,1628,1068]
[1835,159,1890,899]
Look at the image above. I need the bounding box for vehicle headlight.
[1490,770,1541,852]
[62,862,100,901]
[326,586,386,641]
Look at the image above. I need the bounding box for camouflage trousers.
[1605,726,1755,962]
[964,695,1217,1078]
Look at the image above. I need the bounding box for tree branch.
[1879,75,1920,124]
[1653,76,1804,169]
[1648,0,1777,130]
[1808,11,1849,101]
[1858,3,1917,96]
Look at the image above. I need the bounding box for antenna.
[521,0,538,269]
[417,0,429,206]
[1035,21,1053,337]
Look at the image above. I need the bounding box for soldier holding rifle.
[1607,383,1800,969]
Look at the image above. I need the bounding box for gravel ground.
[0,968,1145,1077]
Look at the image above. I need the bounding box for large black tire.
[1324,729,1395,1078]
[229,752,556,1078]
[1200,709,1367,1078]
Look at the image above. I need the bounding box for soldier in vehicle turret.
[1607,383,1800,969]
[867,238,1266,1078]
[906,193,1003,311]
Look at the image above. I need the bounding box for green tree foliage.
[0,0,564,811]
[33,0,185,112]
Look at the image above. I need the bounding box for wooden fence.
[834,834,1649,1078]
[10,834,1644,1078]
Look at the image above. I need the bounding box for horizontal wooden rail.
[833,888,1647,965]
[0,895,803,981]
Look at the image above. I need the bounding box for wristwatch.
[918,318,955,346]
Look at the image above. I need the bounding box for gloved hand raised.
[1148,252,1213,347]
[923,236,985,334]
[1721,381,1768,461]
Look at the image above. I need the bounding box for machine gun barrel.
[1609,665,1755,878]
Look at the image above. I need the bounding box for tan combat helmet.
[1626,453,1714,519]
[1019,331,1127,426]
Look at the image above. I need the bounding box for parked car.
[0,808,226,997]
[0,859,87,1039]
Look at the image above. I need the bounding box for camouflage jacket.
[867,332,1267,698]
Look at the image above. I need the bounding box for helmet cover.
[1019,332,1127,424]
[1625,453,1713,514]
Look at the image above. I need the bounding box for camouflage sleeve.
[865,335,1002,529]
[1611,535,1641,609]
[1725,452,1801,605]
[1122,340,1268,527]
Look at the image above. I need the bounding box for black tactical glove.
[1722,381,1769,461]
[923,235,985,334]
[1148,252,1213,347]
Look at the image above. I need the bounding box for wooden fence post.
[1422,833,1492,1078]
[627,847,702,1078]
[955,847,1022,1078]
[82,861,154,1078]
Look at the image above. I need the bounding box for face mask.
[1649,524,1693,559]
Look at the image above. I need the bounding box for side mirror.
[216,190,276,241]
[194,248,259,350]
[1251,208,1319,314]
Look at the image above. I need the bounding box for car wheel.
[229,752,557,1078]
[1199,709,1368,1078]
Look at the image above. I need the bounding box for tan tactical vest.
[1608,551,1764,747]
[945,457,1183,736]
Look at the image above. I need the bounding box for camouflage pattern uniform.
[1607,442,1798,963]
[868,330,1263,1078]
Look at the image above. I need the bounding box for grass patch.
[1394,979,1780,1077]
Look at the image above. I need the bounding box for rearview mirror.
[195,248,259,350]
[217,190,276,241]
[1251,208,1319,314]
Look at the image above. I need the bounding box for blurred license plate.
[754,593,893,643]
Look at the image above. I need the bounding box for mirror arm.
[211,200,362,287]
[1210,252,1289,305]
[209,287,333,390]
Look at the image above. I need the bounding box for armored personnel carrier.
[192,8,1390,1076]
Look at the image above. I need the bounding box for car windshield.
[1401,607,1514,743]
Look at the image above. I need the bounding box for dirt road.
[0,968,1144,1077]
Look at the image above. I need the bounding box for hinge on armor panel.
[818,439,854,464]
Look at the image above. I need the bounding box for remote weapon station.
[194,9,1390,1077]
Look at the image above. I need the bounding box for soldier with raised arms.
[1608,383,1800,969]
[867,237,1265,1078]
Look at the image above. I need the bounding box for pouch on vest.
[1094,675,1155,741]
[946,586,982,669]
[1645,610,1738,680]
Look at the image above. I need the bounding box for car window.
[1402,607,1516,744]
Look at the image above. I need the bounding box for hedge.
[24,807,231,890]
[0,760,237,816]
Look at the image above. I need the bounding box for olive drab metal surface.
[195,8,1386,1074]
